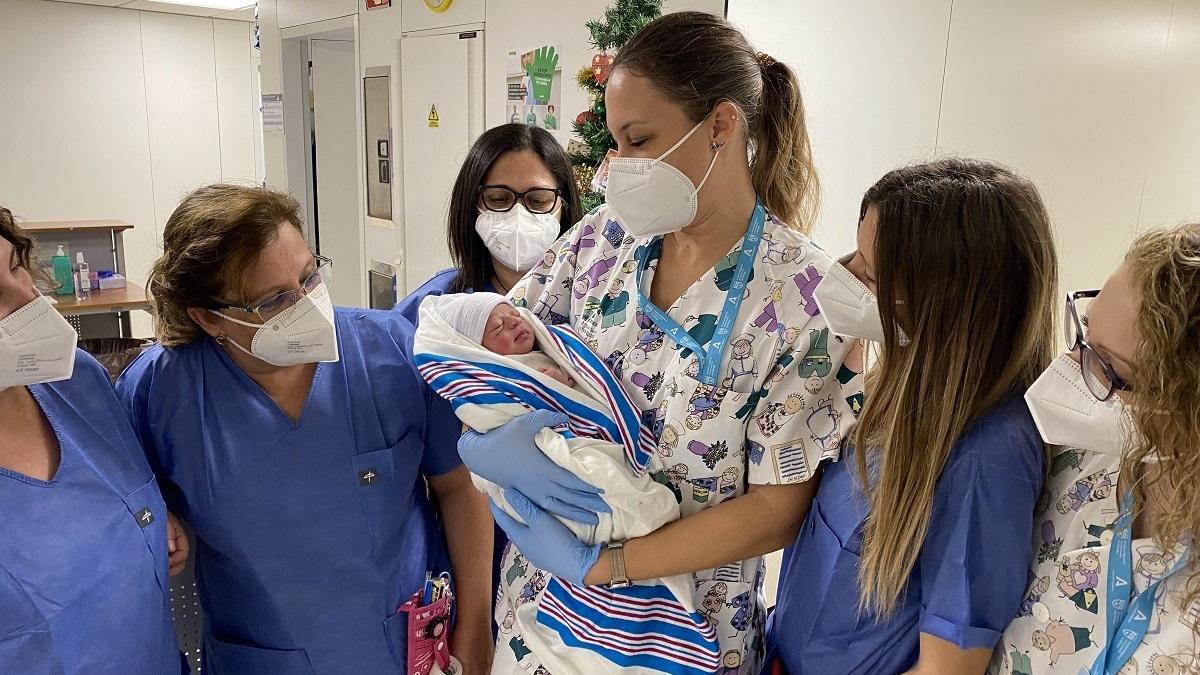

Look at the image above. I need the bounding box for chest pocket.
[351,431,424,560]
[121,478,169,593]
[801,500,868,649]
[653,371,748,518]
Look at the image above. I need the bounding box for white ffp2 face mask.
[813,258,909,345]
[211,282,340,367]
[1025,353,1130,455]
[606,118,719,237]
[475,205,561,272]
[0,294,78,389]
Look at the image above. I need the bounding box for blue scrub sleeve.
[420,388,463,477]
[113,352,186,515]
[0,565,63,675]
[917,425,1044,651]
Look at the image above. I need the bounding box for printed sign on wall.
[505,45,562,131]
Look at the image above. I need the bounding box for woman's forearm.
[428,466,494,665]
[583,480,817,585]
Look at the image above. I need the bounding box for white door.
[310,38,364,307]
[400,29,484,293]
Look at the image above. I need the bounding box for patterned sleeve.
[744,320,864,486]
[509,213,594,325]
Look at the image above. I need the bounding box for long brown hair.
[148,184,304,346]
[854,158,1058,613]
[0,206,35,271]
[612,11,818,231]
[1120,222,1200,621]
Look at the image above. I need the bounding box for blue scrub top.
[117,308,461,674]
[395,268,510,632]
[393,267,465,325]
[766,395,1044,675]
[0,351,182,674]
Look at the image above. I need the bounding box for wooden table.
[51,283,150,316]
[22,219,144,338]
[20,219,135,235]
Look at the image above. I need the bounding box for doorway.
[282,18,366,308]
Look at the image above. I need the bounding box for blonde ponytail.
[751,57,819,232]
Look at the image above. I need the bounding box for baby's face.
[481,303,535,355]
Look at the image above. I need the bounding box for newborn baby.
[439,292,575,387]
[414,290,700,668]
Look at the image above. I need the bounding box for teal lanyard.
[1089,493,1187,675]
[634,199,766,387]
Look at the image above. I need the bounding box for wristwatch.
[606,541,631,589]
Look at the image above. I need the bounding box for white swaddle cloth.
[413,295,721,675]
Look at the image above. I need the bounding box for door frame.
[397,22,485,294]
[281,14,368,306]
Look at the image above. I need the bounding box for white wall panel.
[278,0,356,29]
[214,19,259,183]
[0,1,260,335]
[729,0,951,256]
[1138,1,1200,231]
[140,10,224,265]
[0,1,155,226]
[936,0,1174,293]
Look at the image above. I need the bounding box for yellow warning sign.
[427,104,440,128]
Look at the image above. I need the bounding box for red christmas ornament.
[575,110,598,127]
[591,52,614,84]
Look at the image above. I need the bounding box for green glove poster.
[506,44,562,131]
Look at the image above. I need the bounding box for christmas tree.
[570,0,663,213]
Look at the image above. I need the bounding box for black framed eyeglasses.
[212,255,332,321]
[1065,289,1131,401]
[479,185,561,215]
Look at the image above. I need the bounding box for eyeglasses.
[479,185,561,215]
[213,255,332,321]
[1064,289,1130,401]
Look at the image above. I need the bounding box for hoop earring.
[215,334,229,345]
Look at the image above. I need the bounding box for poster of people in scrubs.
[506,44,561,131]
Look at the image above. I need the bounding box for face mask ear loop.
[653,118,707,164]
[221,333,260,360]
[695,146,721,193]
[209,309,263,330]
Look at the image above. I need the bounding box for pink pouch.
[396,587,454,675]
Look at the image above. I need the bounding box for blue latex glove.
[458,409,611,525]
[491,489,602,586]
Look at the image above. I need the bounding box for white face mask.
[1025,353,1130,455]
[0,294,78,389]
[211,282,340,367]
[813,258,909,345]
[475,204,561,272]
[606,118,719,237]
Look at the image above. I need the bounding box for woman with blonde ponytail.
[764,158,1059,674]
[453,11,861,674]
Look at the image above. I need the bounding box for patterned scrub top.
[495,203,864,674]
[990,445,1199,675]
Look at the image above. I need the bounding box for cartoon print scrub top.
[990,445,1199,675]
[498,203,864,673]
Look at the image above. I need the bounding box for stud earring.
[215,334,228,345]
[711,141,725,150]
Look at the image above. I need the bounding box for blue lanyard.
[634,199,766,387]
[1090,493,1188,675]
